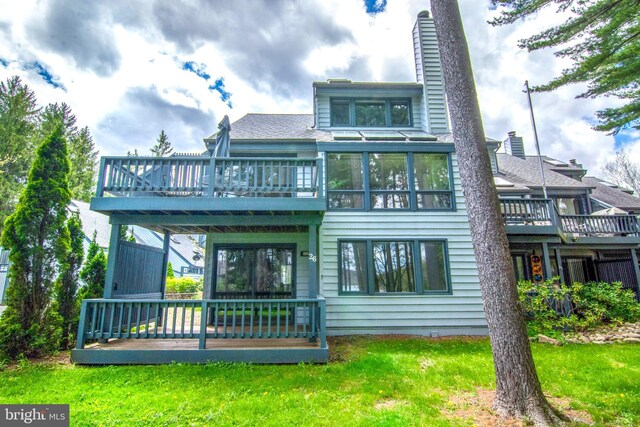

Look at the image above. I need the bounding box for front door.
[213,245,295,299]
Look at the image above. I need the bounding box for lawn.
[0,336,638,426]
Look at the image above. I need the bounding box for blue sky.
[0,0,634,173]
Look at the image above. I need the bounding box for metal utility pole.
[525,80,548,200]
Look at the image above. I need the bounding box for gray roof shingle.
[582,177,640,211]
[207,114,333,142]
[495,154,592,190]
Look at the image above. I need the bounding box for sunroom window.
[413,153,452,209]
[327,153,364,209]
[369,153,410,209]
[326,152,454,211]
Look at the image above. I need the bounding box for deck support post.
[75,300,88,349]
[160,230,171,298]
[104,224,122,299]
[199,300,208,349]
[308,224,318,298]
[630,249,640,301]
[554,248,565,284]
[541,242,552,280]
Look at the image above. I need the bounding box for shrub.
[517,278,640,337]
[571,281,640,329]
[518,279,573,337]
[165,277,203,295]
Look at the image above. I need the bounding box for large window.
[339,240,450,294]
[327,152,453,210]
[331,98,411,127]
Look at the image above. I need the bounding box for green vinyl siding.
[319,154,486,335]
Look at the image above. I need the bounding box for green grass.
[1,337,639,426]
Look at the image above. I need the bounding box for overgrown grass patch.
[0,336,638,426]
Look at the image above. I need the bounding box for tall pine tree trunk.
[429,2,566,425]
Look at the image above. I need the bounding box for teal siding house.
[71,10,640,364]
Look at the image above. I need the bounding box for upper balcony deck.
[90,156,326,215]
[499,198,640,241]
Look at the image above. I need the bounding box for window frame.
[337,238,451,296]
[330,98,413,128]
[327,151,455,212]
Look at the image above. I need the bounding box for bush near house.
[518,279,640,337]
[164,277,203,298]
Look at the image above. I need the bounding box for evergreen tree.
[78,242,107,301]
[490,0,640,134]
[0,124,70,358]
[151,130,173,156]
[55,213,84,348]
[167,261,175,278]
[86,231,100,262]
[40,104,98,201]
[40,102,77,140]
[68,127,98,202]
[0,76,39,234]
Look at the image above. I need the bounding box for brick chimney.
[504,131,525,159]
[413,10,450,135]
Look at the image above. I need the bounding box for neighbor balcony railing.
[499,198,555,226]
[560,215,639,236]
[499,198,639,236]
[75,298,327,350]
[96,156,323,198]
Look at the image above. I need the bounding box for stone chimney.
[504,131,525,159]
[413,10,450,135]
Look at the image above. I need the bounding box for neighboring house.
[71,199,205,278]
[489,133,640,293]
[582,176,640,214]
[70,10,640,365]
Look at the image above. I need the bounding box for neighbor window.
[339,240,449,294]
[331,98,412,127]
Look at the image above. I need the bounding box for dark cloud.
[149,0,354,98]
[27,0,124,77]
[96,86,214,155]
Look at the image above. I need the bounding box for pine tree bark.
[429,2,567,425]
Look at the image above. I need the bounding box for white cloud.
[0,0,634,175]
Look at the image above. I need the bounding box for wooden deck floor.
[86,338,320,351]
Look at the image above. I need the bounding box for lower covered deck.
[73,210,328,364]
[72,298,328,364]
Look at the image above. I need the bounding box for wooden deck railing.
[96,156,322,198]
[499,198,555,226]
[500,198,639,236]
[75,298,327,350]
[560,215,639,236]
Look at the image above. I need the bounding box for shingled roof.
[206,114,333,142]
[582,177,640,212]
[495,154,592,190]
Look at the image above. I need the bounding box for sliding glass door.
[214,245,295,299]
